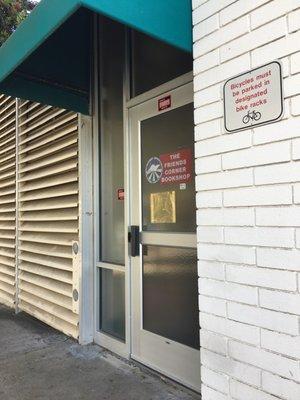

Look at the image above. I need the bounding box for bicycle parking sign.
[223,61,284,133]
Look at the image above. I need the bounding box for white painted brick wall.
[201,348,261,386]
[261,329,300,358]
[199,278,258,305]
[197,208,255,226]
[200,329,228,356]
[291,52,300,74]
[291,95,300,116]
[227,302,299,334]
[223,185,292,207]
[228,340,300,381]
[257,247,300,271]
[193,1,300,398]
[200,313,260,345]
[199,295,227,317]
[226,265,297,291]
[262,371,300,400]
[201,366,229,394]
[289,8,300,33]
[250,0,299,30]
[259,289,300,314]
[230,379,279,400]
[220,0,267,26]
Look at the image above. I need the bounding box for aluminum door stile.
[0,95,17,308]
[16,99,80,338]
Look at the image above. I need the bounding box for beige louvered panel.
[17,100,79,338]
[0,96,16,308]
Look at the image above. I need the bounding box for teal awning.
[0,0,192,114]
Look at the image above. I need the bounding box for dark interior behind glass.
[143,246,200,349]
[131,30,193,97]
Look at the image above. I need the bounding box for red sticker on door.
[117,189,125,200]
[158,95,171,111]
[145,149,193,185]
[160,148,192,185]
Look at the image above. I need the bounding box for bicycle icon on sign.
[242,110,262,125]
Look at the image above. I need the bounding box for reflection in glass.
[100,268,125,341]
[141,104,196,233]
[143,246,199,349]
[99,17,125,265]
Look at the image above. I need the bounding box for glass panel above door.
[130,30,193,97]
[141,103,196,233]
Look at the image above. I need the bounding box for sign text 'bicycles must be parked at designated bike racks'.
[223,61,284,133]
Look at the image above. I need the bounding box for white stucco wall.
[193,1,300,399]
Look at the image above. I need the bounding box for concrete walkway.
[0,305,201,400]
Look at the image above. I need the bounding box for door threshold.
[91,341,201,396]
[93,331,129,359]
[131,354,201,395]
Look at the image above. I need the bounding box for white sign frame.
[223,61,284,133]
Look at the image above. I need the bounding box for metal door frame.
[91,72,194,354]
[128,81,200,392]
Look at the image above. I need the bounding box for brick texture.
[193,1,300,399]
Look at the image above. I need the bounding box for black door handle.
[128,226,140,257]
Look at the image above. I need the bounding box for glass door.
[129,82,200,391]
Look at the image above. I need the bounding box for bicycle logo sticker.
[145,157,163,184]
[242,110,261,125]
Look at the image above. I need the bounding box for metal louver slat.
[20,271,72,297]
[21,134,77,163]
[19,209,78,221]
[18,102,39,118]
[18,159,78,183]
[17,99,79,338]
[20,183,78,201]
[19,261,72,284]
[0,96,16,307]
[19,109,66,136]
[0,264,15,276]
[0,100,15,117]
[19,291,77,324]
[18,124,77,155]
[19,300,78,338]
[19,113,76,142]
[19,171,78,193]
[19,148,78,173]
[0,126,14,141]
[18,105,52,128]
[19,252,73,271]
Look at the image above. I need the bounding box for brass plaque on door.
[150,191,176,224]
